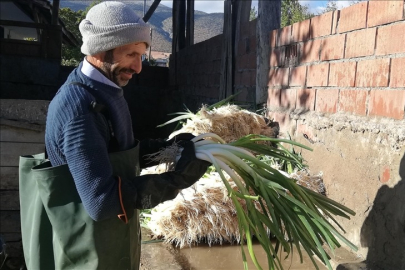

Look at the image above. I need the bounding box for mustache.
[118,68,136,74]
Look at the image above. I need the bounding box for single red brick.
[345,28,376,58]
[369,89,405,119]
[307,63,329,87]
[269,47,285,67]
[235,57,243,71]
[238,37,251,56]
[270,29,277,48]
[321,34,345,61]
[280,88,297,109]
[246,53,256,69]
[268,68,289,87]
[212,73,220,86]
[339,89,368,115]
[237,40,245,57]
[205,86,219,98]
[234,71,243,86]
[277,25,292,46]
[297,88,316,111]
[289,66,307,87]
[241,23,250,38]
[390,57,405,88]
[213,46,222,60]
[212,59,221,73]
[267,88,281,109]
[338,1,368,33]
[249,69,256,86]
[328,61,356,87]
[376,22,405,55]
[240,70,254,86]
[356,58,389,87]
[367,0,404,27]
[233,87,247,102]
[310,11,334,38]
[315,89,339,113]
[299,39,321,64]
[239,54,250,69]
[250,34,257,53]
[292,19,311,43]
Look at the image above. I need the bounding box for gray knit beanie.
[79,1,151,56]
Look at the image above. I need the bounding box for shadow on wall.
[359,153,405,270]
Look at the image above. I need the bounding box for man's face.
[100,42,147,87]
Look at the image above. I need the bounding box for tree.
[350,0,365,5]
[59,7,84,66]
[281,0,314,27]
[250,6,257,21]
[251,0,313,26]
[320,0,338,14]
[59,0,102,66]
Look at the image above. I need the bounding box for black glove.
[172,140,211,186]
[166,133,195,145]
[121,140,211,209]
[138,133,195,169]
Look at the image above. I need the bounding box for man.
[19,2,209,270]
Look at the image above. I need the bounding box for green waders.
[19,146,141,270]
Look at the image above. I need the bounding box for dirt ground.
[140,227,334,270]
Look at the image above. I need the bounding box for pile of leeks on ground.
[151,99,357,270]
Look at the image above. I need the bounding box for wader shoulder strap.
[70,82,120,153]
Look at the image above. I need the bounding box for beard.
[100,63,134,87]
[99,50,134,87]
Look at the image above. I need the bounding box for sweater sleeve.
[61,112,122,221]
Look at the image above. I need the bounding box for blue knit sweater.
[45,62,135,221]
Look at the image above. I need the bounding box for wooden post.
[234,0,251,54]
[178,0,186,50]
[172,0,181,85]
[256,0,281,104]
[220,0,251,101]
[51,0,60,25]
[219,0,233,100]
[186,0,194,47]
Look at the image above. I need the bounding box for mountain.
[59,0,224,52]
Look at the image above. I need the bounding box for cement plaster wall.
[281,112,405,269]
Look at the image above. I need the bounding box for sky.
[160,0,354,15]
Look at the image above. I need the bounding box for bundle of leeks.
[161,132,357,270]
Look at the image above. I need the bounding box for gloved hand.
[138,133,195,169]
[120,140,211,209]
[172,140,211,188]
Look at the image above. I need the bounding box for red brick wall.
[169,35,223,111]
[234,19,257,106]
[267,1,405,122]
[169,20,257,111]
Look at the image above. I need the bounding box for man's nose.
[131,57,142,74]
